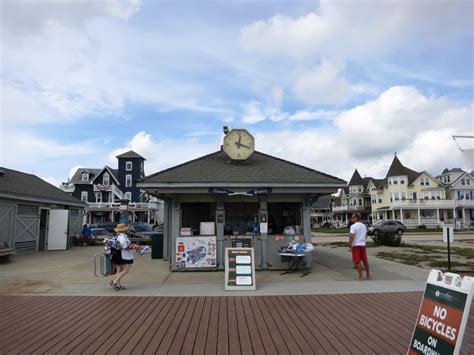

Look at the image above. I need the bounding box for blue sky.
[1,0,473,185]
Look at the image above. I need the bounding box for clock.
[223,129,255,160]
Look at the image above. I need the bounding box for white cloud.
[106,131,220,175]
[240,1,472,61]
[293,59,355,105]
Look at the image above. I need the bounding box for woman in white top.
[110,223,134,291]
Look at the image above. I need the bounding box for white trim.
[137,182,347,188]
[125,174,133,187]
[126,161,133,171]
[81,191,88,202]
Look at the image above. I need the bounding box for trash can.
[151,233,163,259]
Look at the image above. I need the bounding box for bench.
[0,249,16,263]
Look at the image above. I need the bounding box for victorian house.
[368,155,449,227]
[436,168,474,228]
[332,169,373,226]
[60,151,163,224]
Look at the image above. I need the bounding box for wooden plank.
[155,297,193,354]
[49,296,134,354]
[124,297,179,355]
[2,296,89,353]
[247,296,278,355]
[266,296,312,354]
[254,296,292,355]
[234,296,253,354]
[30,297,111,355]
[180,297,206,355]
[204,297,220,355]
[226,296,241,355]
[5,296,101,354]
[325,293,406,354]
[109,296,167,355]
[216,297,229,355]
[168,297,199,354]
[241,297,265,354]
[0,296,66,333]
[83,297,156,355]
[192,297,213,355]
[309,295,376,355]
[288,295,346,354]
[135,297,184,355]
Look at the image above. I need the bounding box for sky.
[1,0,473,186]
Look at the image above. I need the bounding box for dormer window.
[103,172,110,185]
[126,162,133,171]
[81,172,89,181]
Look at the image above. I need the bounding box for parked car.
[90,222,118,234]
[128,223,159,243]
[368,220,406,236]
[90,228,113,243]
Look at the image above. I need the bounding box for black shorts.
[111,251,134,265]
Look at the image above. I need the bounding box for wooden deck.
[0,292,467,354]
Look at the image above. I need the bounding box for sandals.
[112,283,126,291]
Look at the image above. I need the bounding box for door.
[48,209,69,250]
[39,209,49,251]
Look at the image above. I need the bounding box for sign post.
[443,225,454,271]
[225,248,256,291]
[408,270,473,355]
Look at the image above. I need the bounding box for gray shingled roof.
[311,194,333,208]
[70,167,119,185]
[386,155,421,185]
[141,151,346,185]
[0,167,86,207]
[368,178,386,189]
[116,150,145,160]
[348,169,364,186]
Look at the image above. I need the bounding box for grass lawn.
[312,227,348,234]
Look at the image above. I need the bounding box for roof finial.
[394,152,397,156]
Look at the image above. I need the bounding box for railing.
[390,199,474,208]
[332,205,366,212]
[87,202,161,209]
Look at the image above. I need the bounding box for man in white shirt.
[349,213,370,279]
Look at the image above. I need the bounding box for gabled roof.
[386,155,421,185]
[311,194,333,208]
[441,168,465,174]
[69,168,102,185]
[368,178,386,189]
[0,167,86,207]
[90,166,120,185]
[348,169,364,186]
[140,150,346,186]
[116,150,145,160]
[450,171,474,186]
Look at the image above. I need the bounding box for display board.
[225,248,256,291]
[408,270,473,355]
[176,236,217,268]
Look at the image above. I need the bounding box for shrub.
[371,232,402,247]
[418,224,427,229]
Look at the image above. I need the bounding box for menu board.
[225,248,256,291]
[176,236,217,269]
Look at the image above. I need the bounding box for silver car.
[369,220,406,236]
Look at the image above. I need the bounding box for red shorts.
[352,246,368,264]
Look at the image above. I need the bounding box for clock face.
[223,129,255,160]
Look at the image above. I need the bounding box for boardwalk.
[0,292,470,354]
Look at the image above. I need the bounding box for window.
[126,174,132,187]
[467,179,471,186]
[420,178,430,186]
[95,192,102,202]
[126,161,133,171]
[393,180,398,185]
[358,186,363,192]
[447,176,450,183]
[421,209,434,217]
[401,192,406,200]
[81,172,89,181]
[359,199,362,206]
[125,192,132,201]
[81,191,88,202]
[400,178,405,184]
[423,191,430,200]
[103,172,109,185]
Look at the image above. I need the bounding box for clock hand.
[239,143,251,149]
